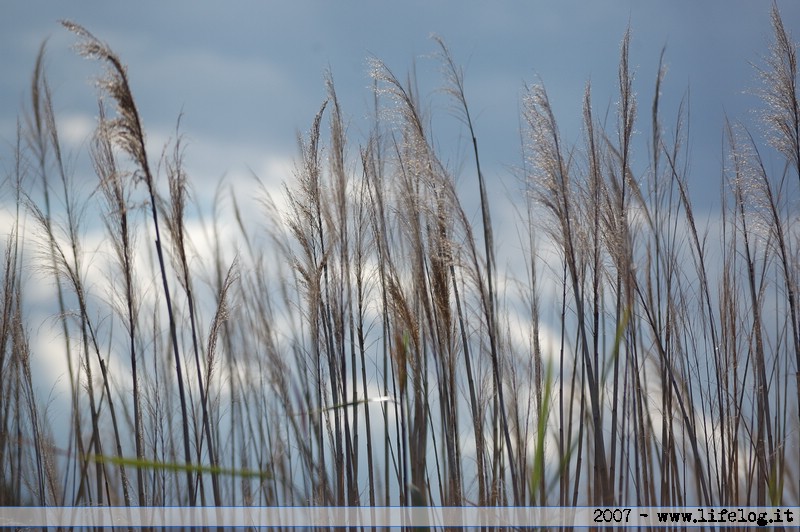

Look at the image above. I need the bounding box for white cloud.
[56,113,94,150]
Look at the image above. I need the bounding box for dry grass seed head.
[756,4,800,170]
[62,20,150,185]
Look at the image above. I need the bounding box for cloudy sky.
[3,1,799,388]
[3,1,799,215]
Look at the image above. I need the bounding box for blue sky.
[3,1,799,213]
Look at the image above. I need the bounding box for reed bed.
[1,4,799,511]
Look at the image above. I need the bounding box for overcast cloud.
[3,1,799,211]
